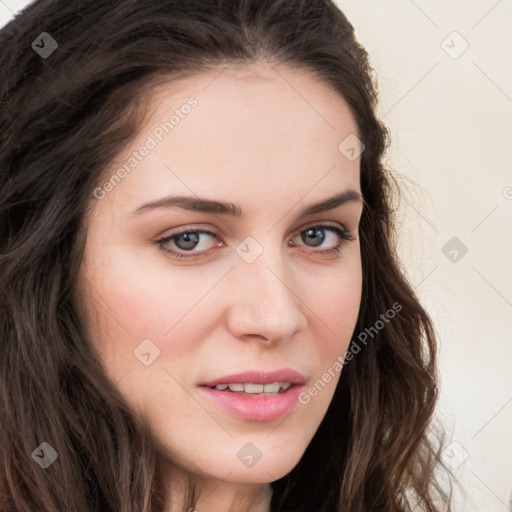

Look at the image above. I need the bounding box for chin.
[209,445,305,484]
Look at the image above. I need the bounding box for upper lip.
[200,369,306,387]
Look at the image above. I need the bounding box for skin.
[74,61,363,512]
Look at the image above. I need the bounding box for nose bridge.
[227,240,306,340]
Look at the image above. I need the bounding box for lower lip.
[198,384,304,422]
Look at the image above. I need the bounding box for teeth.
[213,382,292,393]
[244,383,264,393]
[227,383,244,392]
[263,382,280,393]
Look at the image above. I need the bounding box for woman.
[0,1,454,511]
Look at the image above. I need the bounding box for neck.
[157,460,274,512]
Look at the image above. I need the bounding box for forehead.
[95,62,361,217]
[145,61,359,142]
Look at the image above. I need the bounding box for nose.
[225,247,307,344]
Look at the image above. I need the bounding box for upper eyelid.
[158,220,350,240]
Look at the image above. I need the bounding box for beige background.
[336,3,512,511]
[2,0,511,510]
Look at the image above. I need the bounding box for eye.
[289,223,355,259]
[155,228,221,260]
[155,223,355,261]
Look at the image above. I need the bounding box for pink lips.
[198,384,304,422]
[200,368,306,387]
[198,368,306,422]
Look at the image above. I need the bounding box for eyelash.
[155,223,356,261]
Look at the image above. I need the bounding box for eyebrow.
[131,189,362,219]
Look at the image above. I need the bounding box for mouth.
[202,381,293,395]
[199,368,306,389]
[198,381,304,422]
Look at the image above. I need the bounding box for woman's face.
[75,62,363,488]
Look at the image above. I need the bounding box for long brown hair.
[0,1,453,510]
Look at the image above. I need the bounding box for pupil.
[302,228,324,247]
[176,232,199,250]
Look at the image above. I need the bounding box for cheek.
[84,242,180,334]
[293,268,362,417]
[81,253,221,365]
[310,262,362,331]
[305,262,362,369]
